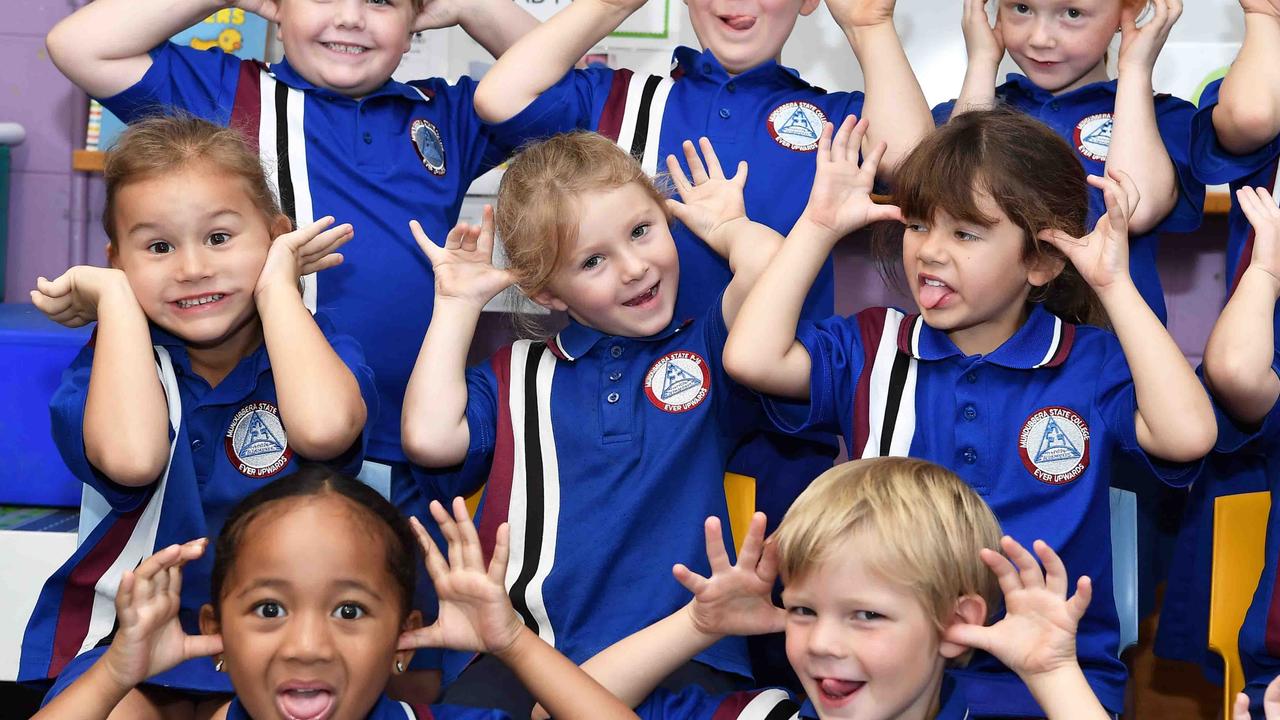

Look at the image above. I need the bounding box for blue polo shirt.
[19,314,376,693]
[764,303,1198,715]
[419,302,763,681]
[99,42,574,462]
[226,694,508,720]
[634,675,970,719]
[1207,355,1280,718]
[933,74,1205,324]
[530,46,864,322]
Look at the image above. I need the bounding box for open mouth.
[622,282,660,307]
[918,275,955,311]
[718,14,757,31]
[276,686,336,720]
[322,42,368,55]
[173,293,226,310]
[815,677,866,707]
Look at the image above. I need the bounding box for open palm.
[412,205,516,309]
[1039,172,1137,293]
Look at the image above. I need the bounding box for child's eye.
[367,0,391,5]
[253,601,286,619]
[207,232,231,246]
[853,610,885,622]
[147,241,174,255]
[1064,7,1082,19]
[955,230,981,242]
[631,223,650,240]
[1012,3,1031,14]
[904,222,928,234]
[786,606,816,618]
[582,255,604,271]
[333,603,366,620]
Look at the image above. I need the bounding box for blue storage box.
[0,303,92,507]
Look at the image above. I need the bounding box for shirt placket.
[601,341,634,444]
[953,360,989,494]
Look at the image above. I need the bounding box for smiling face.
[996,0,1121,94]
[201,495,416,720]
[682,0,819,75]
[276,0,415,98]
[901,191,1060,357]
[782,536,950,720]
[534,182,680,338]
[108,165,285,357]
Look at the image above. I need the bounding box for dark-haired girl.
[32,466,640,720]
[723,111,1215,717]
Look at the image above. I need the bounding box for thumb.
[665,198,692,224]
[185,633,224,660]
[1037,228,1084,254]
[398,624,444,651]
[866,203,904,226]
[409,220,442,262]
[941,622,993,654]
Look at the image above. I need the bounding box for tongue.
[725,15,755,30]
[820,678,861,698]
[919,282,951,310]
[279,689,333,720]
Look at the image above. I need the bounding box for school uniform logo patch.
[225,402,292,478]
[767,101,827,152]
[1073,113,1113,162]
[1018,406,1090,485]
[410,118,446,176]
[644,351,711,413]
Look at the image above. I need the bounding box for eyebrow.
[125,208,244,239]
[232,577,382,599]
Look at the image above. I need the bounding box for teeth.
[324,42,366,54]
[177,294,224,309]
[923,278,946,287]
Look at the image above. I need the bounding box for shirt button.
[963,405,977,421]
[191,438,203,450]
[719,108,731,119]
[609,371,622,381]
[962,447,978,464]
[607,392,621,404]
[726,81,737,93]
[363,132,373,144]
[965,372,978,384]
[1049,102,1061,112]
[610,345,623,358]
[702,63,713,73]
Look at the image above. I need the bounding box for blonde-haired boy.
[564,457,1110,719]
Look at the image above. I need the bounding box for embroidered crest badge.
[225,402,292,478]
[1018,406,1090,485]
[767,101,827,152]
[1073,113,1113,162]
[644,351,711,413]
[411,118,446,176]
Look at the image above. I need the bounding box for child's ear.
[270,214,294,240]
[198,603,221,637]
[531,289,569,313]
[1027,252,1066,289]
[799,0,820,17]
[938,594,988,660]
[396,610,424,670]
[105,243,121,269]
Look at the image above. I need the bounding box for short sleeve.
[1212,354,1280,456]
[932,100,957,126]
[49,341,153,512]
[316,314,379,476]
[702,298,768,438]
[1094,335,1202,486]
[1189,79,1280,186]
[477,67,616,166]
[98,42,244,125]
[762,314,866,437]
[1150,94,1207,234]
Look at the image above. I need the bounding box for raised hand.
[1038,171,1139,295]
[943,536,1091,680]
[1238,186,1280,285]
[674,513,786,638]
[398,499,524,656]
[665,137,750,258]
[30,266,134,328]
[411,205,516,309]
[1117,0,1182,74]
[824,0,896,30]
[412,0,463,32]
[231,0,281,22]
[100,540,223,691]
[797,116,902,238]
[256,216,354,295]
[964,0,1004,68]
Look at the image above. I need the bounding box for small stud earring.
[395,660,405,674]
[214,658,225,673]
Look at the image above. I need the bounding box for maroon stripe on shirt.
[1045,322,1076,368]
[48,501,148,676]
[597,69,635,142]
[851,307,891,457]
[479,344,516,564]
[229,60,264,151]
[711,690,763,720]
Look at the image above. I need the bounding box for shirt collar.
[145,323,274,387]
[547,315,694,362]
[269,56,435,103]
[896,303,1076,369]
[1002,72,1118,104]
[671,46,812,90]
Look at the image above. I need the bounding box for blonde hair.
[494,131,669,296]
[775,457,1003,661]
[102,115,284,245]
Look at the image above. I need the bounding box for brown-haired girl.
[724,109,1215,717]
[21,115,376,719]
[399,130,813,713]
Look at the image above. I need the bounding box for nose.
[1028,17,1055,49]
[914,228,948,266]
[175,247,214,282]
[806,617,847,658]
[334,0,366,29]
[618,247,650,283]
[280,611,337,664]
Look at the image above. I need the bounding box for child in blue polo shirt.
[938,0,1203,323]
[724,108,1215,717]
[19,116,377,717]
[561,457,1114,720]
[1154,0,1280,683]
[400,126,887,712]
[1200,186,1280,720]
[29,466,641,720]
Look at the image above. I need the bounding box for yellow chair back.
[1209,491,1271,719]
